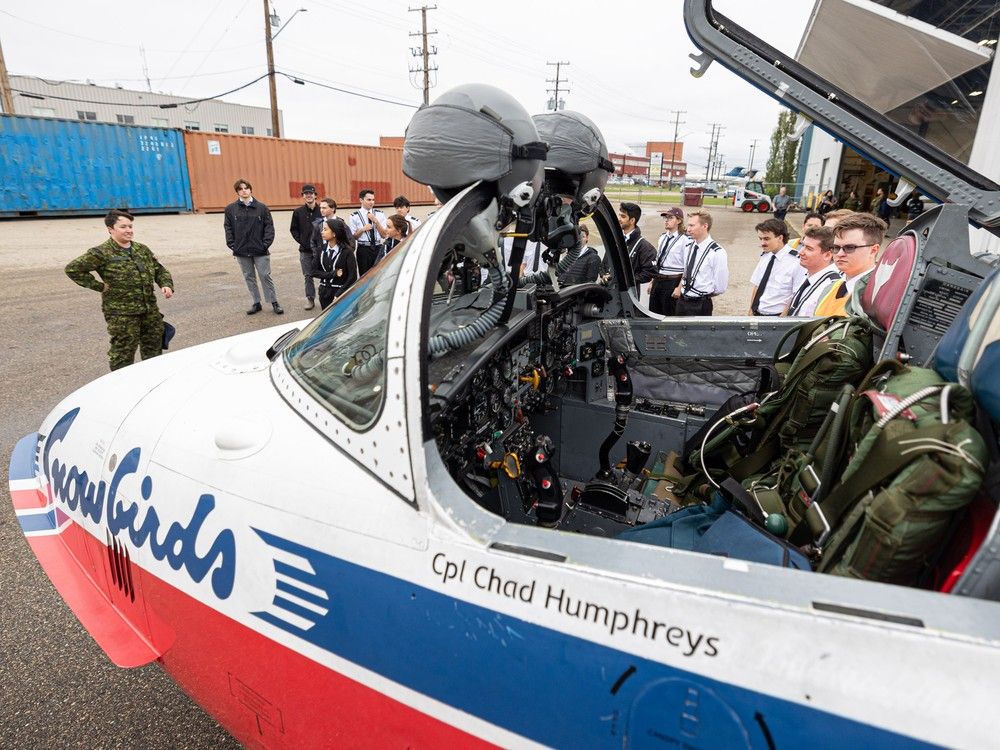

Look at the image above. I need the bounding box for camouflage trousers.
[105,309,164,371]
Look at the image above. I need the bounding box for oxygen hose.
[519,243,582,287]
[426,265,510,357]
[597,354,634,479]
[598,403,631,478]
[349,262,513,384]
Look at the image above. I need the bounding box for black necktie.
[368,213,377,245]
[683,242,699,293]
[657,234,673,268]
[790,277,810,311]
[751,254,776,314]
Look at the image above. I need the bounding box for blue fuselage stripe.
[10,433,39,482]
[249,527,935,749]
[18,510,57,533]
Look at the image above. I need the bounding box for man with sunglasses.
[66,208,174,371]
[814,213,886,317]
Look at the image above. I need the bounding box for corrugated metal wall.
[183,132,435,212]
[10,75,276,135]
[0,115,193,217]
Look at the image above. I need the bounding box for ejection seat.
[618,263,1000,588]
[855,231,918,359]
[854,204,994,366]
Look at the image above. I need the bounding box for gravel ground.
[0,202,774,748]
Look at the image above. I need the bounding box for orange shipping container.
[182,131,435,212]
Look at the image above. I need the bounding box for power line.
[408,5,438,106]
[11,72,272,108]
[0,9,256,54]
[10,70,420,112]
[277,72,419,108]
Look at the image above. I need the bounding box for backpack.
[684,316,876,496]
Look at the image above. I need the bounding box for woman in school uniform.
[313,217,359,310]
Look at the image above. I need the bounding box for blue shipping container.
[0,115,193,217]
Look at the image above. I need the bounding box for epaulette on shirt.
[789,248,798,256]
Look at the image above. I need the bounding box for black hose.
[598,405,630,478]
[497,211,534,325]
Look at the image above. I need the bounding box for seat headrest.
[861,234,917,331]
[936,267,1000,385]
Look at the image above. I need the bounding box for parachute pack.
[683,315,876,497]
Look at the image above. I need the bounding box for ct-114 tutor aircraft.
[10,2,1000,747]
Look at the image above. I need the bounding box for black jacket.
[559,247,601,285]
[290,203,321,253]
[224,199,275,257]
[313,243,359,292]
[627,229,657,284]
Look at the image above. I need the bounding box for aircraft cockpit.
[405,1,1000,601]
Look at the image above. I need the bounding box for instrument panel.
[430,293,596,512]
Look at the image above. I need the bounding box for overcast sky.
[2,0,812,176]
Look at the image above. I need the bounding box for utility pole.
[706,123,724,181]
[263,0,281,138]
[703,123,719,181]
[668,109,686,190]
[748,138,759,174]
[0,34,15,115]
[140,45,153,93]
[408,5,438,106]
[546,61,570,111]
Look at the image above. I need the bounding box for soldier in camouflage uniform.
[66,209,174,371]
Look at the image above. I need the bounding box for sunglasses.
[832,243,875,254]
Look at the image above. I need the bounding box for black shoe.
[246,302,262,315]
[272,302,284,315]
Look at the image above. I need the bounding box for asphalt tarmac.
[0,204,773,748]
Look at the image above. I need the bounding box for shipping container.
[0,115,192,217]
[183,131,435,212]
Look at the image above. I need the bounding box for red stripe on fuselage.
[11,486,47,510]
[139,555,498,748]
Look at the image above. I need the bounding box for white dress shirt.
[655,232,689,275]
[680,234,729,298]
[749,244,806,315]
[348,207,387,245]
[788,263,841,317]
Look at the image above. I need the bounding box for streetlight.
[273,8,307,40]
[263,3,308,138]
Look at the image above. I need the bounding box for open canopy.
[795,0,993,113]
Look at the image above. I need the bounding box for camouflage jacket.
[65,238,173,317]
